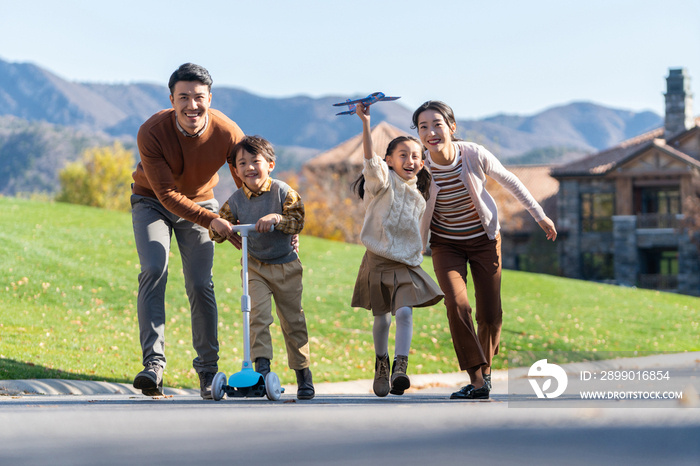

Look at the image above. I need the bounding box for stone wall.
[612,215,637,287]
[678,231,700,296]
[557,179,581,278]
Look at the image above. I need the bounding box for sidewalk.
[1,351,698,397]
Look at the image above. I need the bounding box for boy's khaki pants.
[247,257,310,369]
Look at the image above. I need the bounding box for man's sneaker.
[295,368,315,400]
[133,362,164,396]
[390,355,410,395]
[199,371,216,400]
[255,357,271,378]
[373,353,391,397]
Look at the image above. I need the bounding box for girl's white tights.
[373,306,413,357]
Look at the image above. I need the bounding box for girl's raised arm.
[356,103,373,160]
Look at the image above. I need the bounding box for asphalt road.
[2,352,699,465]
[1,391,699,466]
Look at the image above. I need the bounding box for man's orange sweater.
[132,108,244,228]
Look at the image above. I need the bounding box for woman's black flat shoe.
[450,383,489,400]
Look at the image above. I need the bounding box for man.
[131,63,244,398]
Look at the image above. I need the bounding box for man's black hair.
[168,63,213,95]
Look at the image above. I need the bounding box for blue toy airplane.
[332,92,401,116]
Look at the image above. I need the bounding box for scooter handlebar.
[231,223,275,236]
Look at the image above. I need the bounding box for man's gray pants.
[131,194,219,374]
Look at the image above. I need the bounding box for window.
[638,188,680,215]
[582,252,614,280]
[638,248,679,290]
[640,249,679,275]
[515,254,532,272]
[635,187,680,228]
[581,193,614,232]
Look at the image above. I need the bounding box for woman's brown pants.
[430,233,502,372]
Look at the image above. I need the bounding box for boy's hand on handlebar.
[256,214,280,233]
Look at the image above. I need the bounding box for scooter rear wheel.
[212,372,227,401]
[265,372,282,401]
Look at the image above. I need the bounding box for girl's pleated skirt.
[351,250,444,316]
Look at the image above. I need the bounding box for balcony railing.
[637,274,678,290]
[636,213,680,229]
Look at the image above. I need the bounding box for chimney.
[664,68,694,139]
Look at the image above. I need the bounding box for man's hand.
[291,234,299,253]
[256,213,280,233]
[210,217,233,237]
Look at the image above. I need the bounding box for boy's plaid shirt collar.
[242,177,273,199]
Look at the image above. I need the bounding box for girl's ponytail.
[416,167,431,201]
[351,174,366,200]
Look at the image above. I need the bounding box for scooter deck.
[223,380,266,398]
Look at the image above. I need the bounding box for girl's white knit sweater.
[360,155,426,267]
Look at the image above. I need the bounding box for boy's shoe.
[255,357,271,378]
[390,355,410,395]
[198,371,216,400]
[373,353,391,397]
[133,362,164,397]
[295,368,315,400]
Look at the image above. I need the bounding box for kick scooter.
[211,223,283,401]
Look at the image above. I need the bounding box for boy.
[209,135,314,400]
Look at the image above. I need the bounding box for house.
[551,68,700,295]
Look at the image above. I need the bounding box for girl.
[351,103,444,397]
[412,100,557,400]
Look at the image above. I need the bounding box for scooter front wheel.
[212,372,227,401]
[265,372,282,401]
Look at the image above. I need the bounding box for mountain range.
[0,57,663,196]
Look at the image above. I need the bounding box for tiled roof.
[642,139,700,169]
[550,127,663,177]
[552,117,700,177]
[304,121,409,173]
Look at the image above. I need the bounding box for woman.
[412,101,557,399]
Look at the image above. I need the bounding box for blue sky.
[2,0,699,119]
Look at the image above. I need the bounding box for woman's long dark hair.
[351,135,431,201]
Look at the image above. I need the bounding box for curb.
[0,379,198,397]
[2,352,698,397]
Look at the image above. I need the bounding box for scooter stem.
[231,223,274,370]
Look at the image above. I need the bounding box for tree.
[292,170,365,243]
[56,142,135,211]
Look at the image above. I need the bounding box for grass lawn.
[1,196,699,388]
